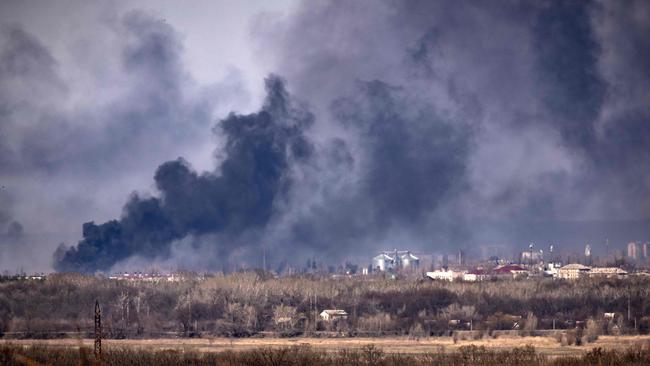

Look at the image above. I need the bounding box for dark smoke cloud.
[0,190,28,272]
[55,76,312,272]
[0,192,23,243]
[252,0,650,257]
[334,81,468,223]
[262,82,474,265]
[0,9,248,271]
[0,25,66,174]
[58,0,650,271]
[6,0,650,272]
[533,1,606,150]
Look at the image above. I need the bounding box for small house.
[493,264,528,279]
[320,309,348,322]
[426,270,460,282]
[463,269,490,282]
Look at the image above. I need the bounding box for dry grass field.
[4,335,650,358]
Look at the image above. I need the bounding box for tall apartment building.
[628,242,638,260]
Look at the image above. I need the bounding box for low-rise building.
[320,309,348,322]
[493,264,528,279]
[426,270,461,282]
[588,267,628,278]
[108,272,183,282]
[557,263,591,279]
[463,269,491,282]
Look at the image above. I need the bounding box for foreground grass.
[2,344,650,366]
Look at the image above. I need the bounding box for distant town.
[4,241,649,283]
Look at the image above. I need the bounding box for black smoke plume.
[39,1,650,272]
[254,0,650,256]
[54,76,312,272]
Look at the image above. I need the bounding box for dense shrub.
[1,273,649,337]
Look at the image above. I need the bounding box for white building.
[588,267,628,278]
[372,250,421,272]
[557,263,591,279]
[628,242,638,260]
[400,251,420,269]
[543,262,562,277]
[372,253,394,272]
[463,269,490,282]
[320,309,348,322]
[426,270,462,282]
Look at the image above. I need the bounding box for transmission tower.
[94,300,102,359]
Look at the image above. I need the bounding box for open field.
[4,335,650,358]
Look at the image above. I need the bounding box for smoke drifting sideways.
[256,0,650,251]
[0,9,254,272]
[54,76,313,273]
[49,1,650,273]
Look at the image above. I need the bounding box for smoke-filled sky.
[1,0,649,273]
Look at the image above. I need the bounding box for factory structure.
[371,250,420,272]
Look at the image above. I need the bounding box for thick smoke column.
[256,0,650,255]
[5,0,645,272]
[0,10,245,272]
[55,76,312,272]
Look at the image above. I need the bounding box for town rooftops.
[589,267,627,274]
[493,264,527,274]
[467,268,489,275]
[560,263,591,270]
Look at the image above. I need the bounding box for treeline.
[3,344,650,366]
[1,272,650,338]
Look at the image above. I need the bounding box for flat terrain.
[4,335,650,358]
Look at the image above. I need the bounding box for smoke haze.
[0,0,649,272]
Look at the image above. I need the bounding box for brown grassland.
[4,334,650,357]
[3,336,650,365]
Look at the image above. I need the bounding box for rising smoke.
[254,0,650,256]
[1,1,649,272]
[0,10,243,272]
[55,76,312,272]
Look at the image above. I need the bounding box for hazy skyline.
[1,1,649,272]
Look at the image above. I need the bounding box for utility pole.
[628,286,632,322]
[314,293,318,332]
[188,290,192,334]
[94,300,102,360]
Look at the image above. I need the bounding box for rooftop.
[560,263,591,270]
[320,309,348,315]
